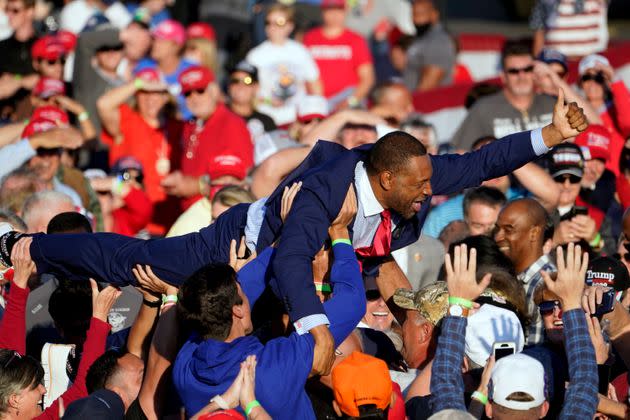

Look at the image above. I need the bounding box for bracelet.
[331,238,352,247]
[134,78,144,90]
[447,296,473,309]
[245,400,261,417]
[210,395,230,410]
[589,233,602,248]
[471,391,488,405]
[78,111,89,122]
[314,281,331,293]
[142,298,161,308]
[162,294,178,304]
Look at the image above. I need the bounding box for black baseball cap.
[586,256,630,292]
[232,60,259,83]
[548,143,584,179]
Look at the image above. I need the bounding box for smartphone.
[493,342,516,361]
[594,288,616,318]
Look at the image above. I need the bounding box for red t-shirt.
[303,28,372,98]
[180,104,253,209]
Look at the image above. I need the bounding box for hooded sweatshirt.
[173,243,365,419]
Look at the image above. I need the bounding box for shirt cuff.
[530,128,549,156]
[294,314,330,335]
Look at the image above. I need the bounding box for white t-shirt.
[60,0,131,33]
[246,39,319,126]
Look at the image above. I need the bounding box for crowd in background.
[0,0,629,419]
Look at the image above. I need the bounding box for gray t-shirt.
[402,24,456,91]
[450,91,555,150]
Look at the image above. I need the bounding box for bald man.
[494,198,555,345]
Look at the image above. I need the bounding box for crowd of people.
[0,0,629,419]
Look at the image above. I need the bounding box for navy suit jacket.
[29,130,538,321]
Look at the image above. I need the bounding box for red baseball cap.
[134,67,162,83]
[321,0,346,8]
[186,22,216,41]
[178,65,215,93]
[208,154,248,180]
[32,105,70,125]
[22,118,58,138]
[575,124,611,162]
[197,410,244,420]
[32,78,66,99]
[151,19,186,46]
[31,35,66,61]
[56,30,78,52]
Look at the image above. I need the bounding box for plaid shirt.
[430,310,598,419]
[517,254,555,346]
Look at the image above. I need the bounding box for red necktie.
[355,209,392,258]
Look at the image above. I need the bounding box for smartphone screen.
[494,347,515,361]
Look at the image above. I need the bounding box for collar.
[355,161,383,217]
[517,254,553,284]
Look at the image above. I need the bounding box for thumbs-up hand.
[544,88,589,147]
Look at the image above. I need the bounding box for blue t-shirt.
[134,58,196,120]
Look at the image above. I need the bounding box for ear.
[8,392,20,411]
[462,356,470,373]
[499,70,507,86]
[485,403,493,418]
[379,171,394,191]
[529,225,542,243]
[418,321,433,344]
[540,401,550,418]
[332,400,343,417]
[232,304,244,320]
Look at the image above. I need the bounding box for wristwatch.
[448,304,469,318]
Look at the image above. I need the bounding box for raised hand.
[228,237,257,272]
[132,264,178,297]
[541,243,588,311]
[444,244,491,301]
[90,278,122,323]
[10,237,34,289]
[551,88,589,139]
[280,181,302,223]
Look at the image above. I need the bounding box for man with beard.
[1,92,587,378]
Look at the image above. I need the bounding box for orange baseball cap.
[332,351,393,417]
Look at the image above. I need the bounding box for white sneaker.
[41,343,75,409]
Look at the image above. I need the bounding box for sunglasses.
[41,58,66,66]
[3,350,22,369]
[183,88,206,97]
[36,147,62,156]
[118,170,144,184]
[580,72,606,84]
[229,76,254,86]
[553,173,581,184]
[265,17,288,27]
[384,116,400,126]
[6,7,23,14]
[300,117,322,125]
[539,300,561,316]
[505,65,534,75]
[366,289,381,301]
[97,45,124,53]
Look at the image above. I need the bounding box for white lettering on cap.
[586,269,615,282]
[214,155,242,166]
[553,152,582,165]
[587,133,609,148]
[181,70,203,85]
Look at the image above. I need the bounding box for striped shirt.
[517,254,556,346]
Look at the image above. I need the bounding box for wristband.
[331,238,351,247]
[162,294,178,305]
[589,233,602,248]
[314,281,332,293]
[245,400,261,417]
[447,296,473,309]
[112,177,124,196]
[134,78,144,90]
[142,298,161,308]
[13,74,22,81]
[210,395,230,410]
[160,302,176,313]
[471,391,488,405]
[78,111,90,122]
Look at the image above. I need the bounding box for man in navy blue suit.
[1,89,588,375]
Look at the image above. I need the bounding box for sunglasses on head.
[580,72,606,84]
[183,88,206,97]
[539,300,561,315]
[3,350,22,369]
[553,173,581,184]
[229,76,254,86]
[505,65,534,75]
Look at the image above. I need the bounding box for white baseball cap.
[490,353,546,410]
[578,54,610,75]
[464,304,524,367]
[297,95,329,123]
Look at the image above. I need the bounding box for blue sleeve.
[28,204,248,287]
[558,309,598,420]
[237,247,275,307]
[270,188,332,321]
[430,316,468,413]
[322,243,366,346]
[430,130,537,196]
[0,139,35,179]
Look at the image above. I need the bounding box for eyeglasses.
[265,17,288,27]
[580,72,606,84]
[3,350,22,369]
[505,65,534,75]
[229,76,254,86]
[183,88,206,97]
[553,173,581,184]
[539,300,561,316]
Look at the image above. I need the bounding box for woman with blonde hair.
[184,23,219,75]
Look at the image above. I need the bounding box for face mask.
[414,23,432,37]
